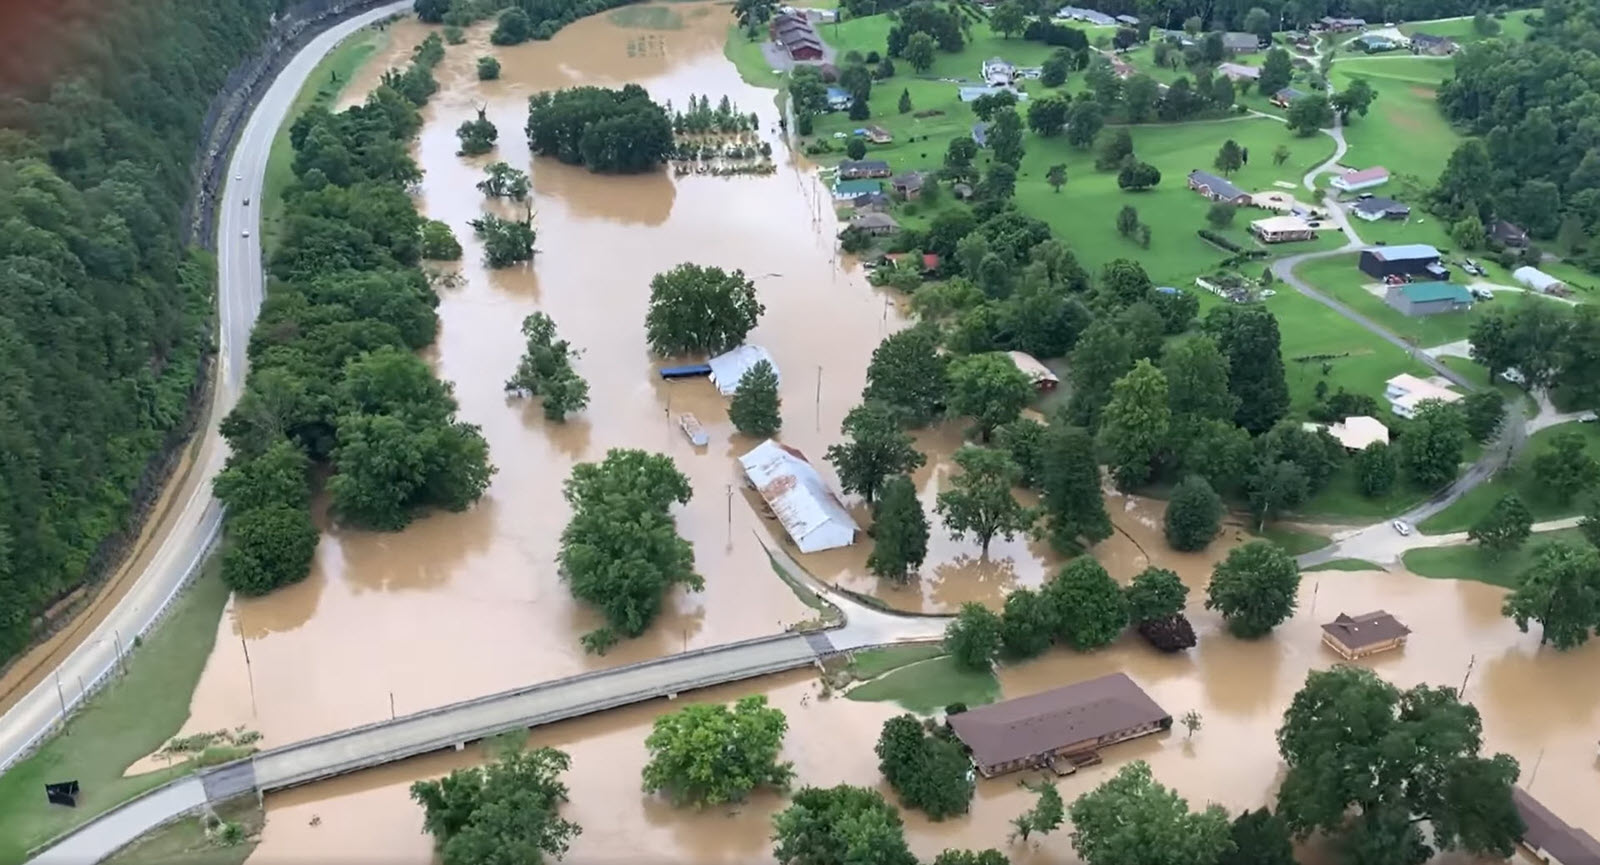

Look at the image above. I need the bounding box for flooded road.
[244,566,1600,864]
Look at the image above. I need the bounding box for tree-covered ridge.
[215,32,494,595]
[1434,0,1600,267]
[0,0,281,663]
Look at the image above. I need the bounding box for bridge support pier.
[667,692,678,700]
[454,742,464,752]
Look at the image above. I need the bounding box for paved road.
[0,2,411,776]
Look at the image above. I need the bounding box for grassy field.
[1269,286,1433,417]
[0,564,231,865]
[1326,56,1460,185]
[1291,254,1482,348]
[1253,524,1329,555]
[1398,10,1536,44]
[846,656,1000,714]
[1401,528,1583,588]
[1305,558,1385,571]
[261,23,389,253]
[1419,422,1600,534]
[846,643,946,679]
[104,797,262,865]
[1438,355,1536,412]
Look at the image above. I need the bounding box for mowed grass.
[847,656,1000,714]
[261,23,389,253]
[724,25,786,89]
[1398,10,1536,44]
[1327,57,1460,185]
[847,643,947,679]
[104,797,263,865]
[1291,254,1482,348]
[1418,423,1600,534]
[1270,286,1431,417]
[1401,528,1583,588]
[0,563,231,865]
[1305,558,1385,571]
[1252,524,1330,555]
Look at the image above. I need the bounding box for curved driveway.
[0,1,411,776]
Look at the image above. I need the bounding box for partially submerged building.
[948,673,1171,778]
[1006,351,1059,391]
[708,344,780,395]
[1321,610,1410,659]
[1514,788,1600,865]
[739,440,859,553]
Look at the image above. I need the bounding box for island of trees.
[525,85,674,173]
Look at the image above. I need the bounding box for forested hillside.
[0,0,280,664]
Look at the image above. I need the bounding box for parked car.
[1580,412,1598,423]
[1392,520,1411,536]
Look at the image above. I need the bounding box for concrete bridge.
[29,629,891,864]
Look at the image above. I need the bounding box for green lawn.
[1418,423,1600,534]
[1253,524,1329,555]
[1269,286,1434,418]
[1438,355,1535,413]
[846,656,1000,714]
[1305,558,1385,571]
[261,23,389,253]
[846,643,947,680]
[1327,57,1461,185]
[1291,254,1482,348]
[1398,10,1536,44]
[104,797,262,865]
[0,564,232,865]
[1401,528,1583,588]
[724,25,786,89]
[1297,462,1432,520]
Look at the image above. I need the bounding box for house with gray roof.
[1321,611,1411,658]
[1223,31,1261,52]
[948,673,1171,777]
[1514,788,1600,865]
[1187,169,1251,205]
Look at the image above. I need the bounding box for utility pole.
[726,483,733,548]
[814,365,822,431]
[1526,747,1545,792]
[54,671,68,732]
[390,692,396,720]
[113,628,127,676]
[1459,653,1476,698]
[1308,580,1319,618]
[241,633,258,718]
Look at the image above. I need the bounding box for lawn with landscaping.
[1326,57,1461,184]
[1401,527,1583,588]
[1291,254,1483,348]
[1397,10,1536,45]
[0,565,232,865]
[1418,422,1600,534]
[846,655,1000,714]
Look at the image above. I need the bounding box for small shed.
[708,345,780,395]
[739,440,859,553]
[1514,266,1568,295]
[1006,351,1059,391]
[891,171,925,199]
[1321,610,1410,659]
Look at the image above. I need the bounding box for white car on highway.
[1392,520,1411,536]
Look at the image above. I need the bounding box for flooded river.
[146,5,1599,861]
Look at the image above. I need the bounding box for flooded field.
[244,566,1600,864]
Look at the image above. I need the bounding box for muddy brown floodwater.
[148,5,1599,861]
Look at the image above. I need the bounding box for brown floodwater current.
[147,6,1600,861]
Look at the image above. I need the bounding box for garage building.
[1359,244,1447,280]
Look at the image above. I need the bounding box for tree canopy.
[772,785,917,865]
[868,475,929,583]
[729,359,782,437]
[410,746,581,865]
[1275,666,1523,864]
[1068,760,1233,865]
[1043,556,1129,650]
[937,446,1033,556]
[506,313,589,422]
[641,696,795,807]
[1205,541,1300,638]
[644,263,765,356]
[875,715,977,820]
[525,85,674,173]
[827,402,926,504]
[1502,540,1600,649]
[558,449,701,652]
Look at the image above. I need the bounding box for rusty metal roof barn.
[738,440,859,553]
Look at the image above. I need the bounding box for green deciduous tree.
[525,85,674,172]
[1275,666,1524,864]
[1502,540,1600,649]
[1116,160,1162,191]
[772,785,917,865]
[641,696,794,807]
[990,108,1026,168]
[1037,424,1113,553]
[1164,476,1223,552]
[456,110,499,155]
[1047,163,1067,192]
[470,213,536,267]
[1206,201,1237,229]
[559,450,701,649]
[934,849,1008,865]
[937,447,1032,556]
[492,7,533,44]
[945,601,1003,670]
[1205,540,1300,638]
[220,504,319,596]
[1404,399,1469,488]
[420,220,463,259]
[1098,360,1170,488]
[990,0,1026,38]
[828,403,926,504]
[1096,127,1134,171]
[477,161,530,199]
[869,475,930,582]
[477,56,502,80]
[1067,320,1134,429]
[947,353,1034,442]
[1286,93,1334,136]
[905,31,938,72]
[1125,566,1188,624]
[863,325,948,426]
[1219,809,1296,865]
[644,263,764,356]
[1355,441,1398,498]
[1206,305,1288,434]
[1043,557,1128,650]
[1462,390,1505,443]
[1012,780,1065,841]
[1214,139,1244,176]
[506,312,589,422]
[1468,493,1533,557]
[1163,335,1238,430]
[875,718,976,821]
[1532,428,1600,504]
[1331,77,1376,121]
[1027,95,1071,137]
[215,439,311,514]
[1068,760,1233,865]
[999,587,1054,659]
[730,359,782,437]
[411,746,581,865]
[1257,47,1294,98]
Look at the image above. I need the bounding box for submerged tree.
[729,359,782,437]
[644,263,764,356]
[469,213,536,267]
[937,447,1032,556]
[827,403,926,504]
[410,745,581,865]
[506,313,589,421]
[868,475,930,583]
[1205,541,1300,638]
[477,161,530,200]
[641,696,795,807]
[457,107,500,155]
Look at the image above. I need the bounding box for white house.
[1330,165,1390,192]
[1384,373,1462,419]
[739,440,859,553]
[1514,266,1568,295]
[1303,415,1389,451]
[982,57,1017,85]
[708,344,780,395]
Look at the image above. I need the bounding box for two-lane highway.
[0,1,411,775]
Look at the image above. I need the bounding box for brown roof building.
[947,673,1171,778]
[1514,788,1600,865]
[1321,610,1410,659]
